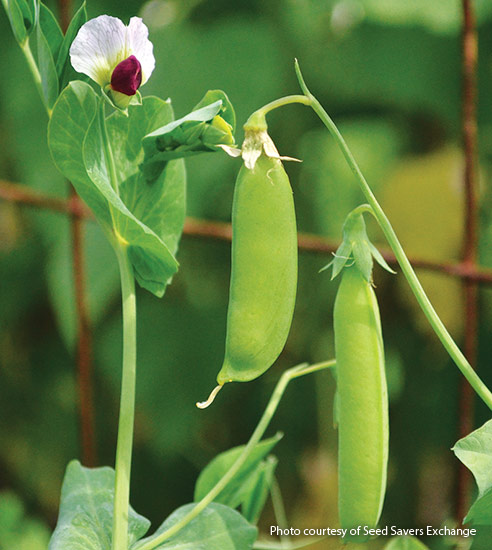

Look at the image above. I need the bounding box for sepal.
[321,205,395,282]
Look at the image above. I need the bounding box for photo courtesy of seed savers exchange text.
[1,1,492,549]
[269,525,477,538]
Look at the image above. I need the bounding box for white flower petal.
[126,17,155,85]
[242,148,262,170]
[217,144,242,157]
[70,15,127,86]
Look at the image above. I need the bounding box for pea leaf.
[48,81,112,225]
[464,488,492,525]
[194,433,282,509]
[39,3,63,62]
[453,419,492,495]
[383,536,430,550]
[5,0,28,44]
[107,96,186,258]
[133,503,257,550]
[56,1,87,87]
[82,97,180,296]
[141,90,236,183]
[83,95,185,295]
[240,456,277,524]
[471,526,492,550]
[49,81,184,297]
[36,9,59,111]
[193,90,236,130]
[49,460,150,549]
[453,419,492,525]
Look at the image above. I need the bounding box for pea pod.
[326,207,393,541]
[334,264,388,540]
[216,153,298,385]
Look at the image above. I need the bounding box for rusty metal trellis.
[0,0,483,523]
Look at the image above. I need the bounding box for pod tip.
[196,384,223,409]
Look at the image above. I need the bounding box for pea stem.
[134,360,336,550]
[21,40,53,117]
[1,0,51,117]
[256,95,311,115]
[270,476,290,547]
[99,98,120,195]
[98,94,136,550]
[245,95,311,129]
[294,60,492,411]
[112,244,137,550]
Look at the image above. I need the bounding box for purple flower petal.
[111,55,142,96]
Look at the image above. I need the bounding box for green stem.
[294,60,492,411]
[245,95,311,130]
[99,98,119,195]
[21,40,52,117]
[134,360,336,550]
[270,476,290,547]
[112,244,137,550]
[1,1,51,116]
[98,97,125,245]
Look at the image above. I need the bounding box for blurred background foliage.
[1,1,492,548]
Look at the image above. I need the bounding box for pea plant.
[3,1,492,550]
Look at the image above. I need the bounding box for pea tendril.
[294,59,492,411]
[134,360,335,550]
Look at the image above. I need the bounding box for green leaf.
[49,460,150,549]
[465,488,492,525]
[25,0,35,22]
[39,3,63,62]
[241,457,277,524]
[107,96,186,257]
[135,503,257,550]
[383,536,430,550]
[471,525,492,550]
[453,419,492,525]
[36,9,59,110]
[141,90,236,182]
[453,419,492,495]
[193,90,236,130]
[6,0,28,44]
[194,433,282,508]
[56,1,87,84]
[17,0,34,34]
[48,81,111,225]
[84,96,184,295]
[82,102,179,296]
[49,82,184,297]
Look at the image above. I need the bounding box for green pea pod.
[216,154,297,384]
[334,265,388,542]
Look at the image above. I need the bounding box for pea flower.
[222,128,300,170]
[70,15,155,109]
